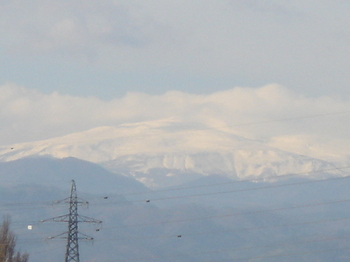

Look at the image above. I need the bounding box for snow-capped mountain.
[0,120,346,188]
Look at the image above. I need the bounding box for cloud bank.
[1,83,349,153]
[0,0,173,60]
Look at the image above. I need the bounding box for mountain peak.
[0,123,345,188]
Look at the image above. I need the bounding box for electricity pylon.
[41,180,102,262]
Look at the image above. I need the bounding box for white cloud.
[1,83,349,151]
[0,0,171,58]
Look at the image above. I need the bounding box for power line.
[97,233,350,262]
[6,194,350,257]
[11,214,350,261]
[10,214,350,245]
[209,246,350,262]
[1,168,350,212]
[93,216,350,242]
[0,165,349,210]
[7,201,350,255]
[100,198,350,229]
[92,174,350,205]
[95,165,350,199]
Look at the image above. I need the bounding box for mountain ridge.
[0,123,346,188]
[0,156,148,194]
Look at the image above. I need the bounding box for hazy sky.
[1,0,350,98]
[1,1,350,148]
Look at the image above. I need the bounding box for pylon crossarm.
[77,232,94,241]
[53,197,88,206]
[47,231,68,240]
[76,198,89,206]
[52,197,70,205]
[40,214,70,223]
[77,215,102,224]
[41,180,101,262]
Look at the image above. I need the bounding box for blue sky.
[1,0,349,99]
[0,0,350,149]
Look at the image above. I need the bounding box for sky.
[1,0,350,151]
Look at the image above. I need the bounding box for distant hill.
[1,176,350,262]
[0,156,149,194]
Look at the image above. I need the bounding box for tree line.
[0,216,29,262]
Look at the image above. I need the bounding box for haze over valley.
[1,1,350,261]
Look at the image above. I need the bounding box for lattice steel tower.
[41,180,102,262]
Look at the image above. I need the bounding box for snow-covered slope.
[0,120,345,188]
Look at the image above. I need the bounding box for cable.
[91,174,350,206]
[99,198,350,229]
[16,216,350,261]
[98,233,350,262]
[0,165,349,210]
[92,165,350,199]
[0,203,67,212]
[10,197,350,252]
[209,246,350,262]
[3,175,350,241]
[1,169,349,214]
[12,214,350,245]
[2,169,350,242]
[92,216,350,242]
